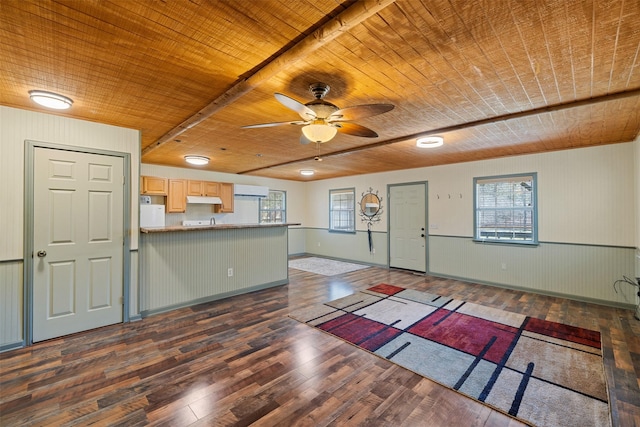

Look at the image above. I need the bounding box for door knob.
[421,234,425,238]
[37,250,47,257]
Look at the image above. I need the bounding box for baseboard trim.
[0,340,25,353]
[428,271,637,311]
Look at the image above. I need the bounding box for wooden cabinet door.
[167,179,187,213]
[215,182,234,213]
[141,176,168,195]
[187,180,204,196]
[203,181,220,196]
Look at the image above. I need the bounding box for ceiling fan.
[242,82,394,144]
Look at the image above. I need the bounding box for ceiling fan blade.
[335,122,379,138]
[274,93,317,119]
[242,120,307,129]
[328,104,394,121]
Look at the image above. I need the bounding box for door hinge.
[119,296,125,305]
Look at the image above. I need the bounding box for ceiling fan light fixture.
[301,123,338,143]
[29,90,73,110]
[416,136,444,148]
[300,169,315,176]
[184,155,209,165]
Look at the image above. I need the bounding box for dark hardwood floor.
[1,261,639,426]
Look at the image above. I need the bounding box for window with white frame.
[259,190,286,224]
[474,173,537,244]
[329,188,355,232]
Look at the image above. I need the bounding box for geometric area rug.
[290,284,611,427]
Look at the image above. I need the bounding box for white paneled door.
[389,183,427,272]
[32,147,124,342]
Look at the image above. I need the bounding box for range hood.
[186,196,223,205]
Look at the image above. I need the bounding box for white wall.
[0,106,140,349]
[305,143,635,245]
[303,142,637,306]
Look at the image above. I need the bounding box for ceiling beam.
[238,87,640,174]
[142,0,398,157]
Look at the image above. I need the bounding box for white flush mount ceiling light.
[300,169,315,176]
[301,123,338,143]
[28,90,73,110]
[184,156,209,165]
[416,136,444,148]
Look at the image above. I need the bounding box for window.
[259,190,286,224]
[329,188,355,232]
[474,173,537,244]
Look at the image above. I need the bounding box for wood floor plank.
[1,262,639,426]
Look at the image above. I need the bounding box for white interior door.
[33,147,124,342]
[389,183,427,272]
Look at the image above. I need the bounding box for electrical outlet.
[501,263,507,270]
[372,248,376,254]
[227,268,233,277]
[317,242,321,247]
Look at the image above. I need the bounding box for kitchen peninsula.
[139,223,299,316]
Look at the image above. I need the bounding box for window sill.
[329,229,356,234]
[472,239,539,247]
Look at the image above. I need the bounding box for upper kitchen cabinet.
[187,180,220,197]
[167,179,187,213]
[141,176,168,195]
[203,181,220,196]
[215,182,234,213]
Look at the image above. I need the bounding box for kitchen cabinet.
[167,179,187,213]
[141,176,168,195]
[187,180,202,196]
[187,180,219,197]
[215,182,234,213]
[204,181,220,196]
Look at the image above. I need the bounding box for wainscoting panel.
[128,251,139,320]
[139,227,289,314]
[429,236,637,306]
[0,261,23,350]
[1,252,140,350]
[304,228,388,266]
[288,227,305,255]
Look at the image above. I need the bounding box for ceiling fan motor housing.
[305,99,339,119]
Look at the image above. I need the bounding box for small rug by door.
[288,257,370,276]
[290,284,610,427]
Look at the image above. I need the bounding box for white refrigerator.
[140,204,165,227]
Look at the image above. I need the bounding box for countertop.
[140,223,301,234]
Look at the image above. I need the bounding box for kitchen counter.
[140,222,300,233]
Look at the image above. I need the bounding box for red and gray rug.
[290,284,610,427]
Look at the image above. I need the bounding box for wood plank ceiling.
[1,0,639,181]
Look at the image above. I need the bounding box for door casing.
[24,140,131,345]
